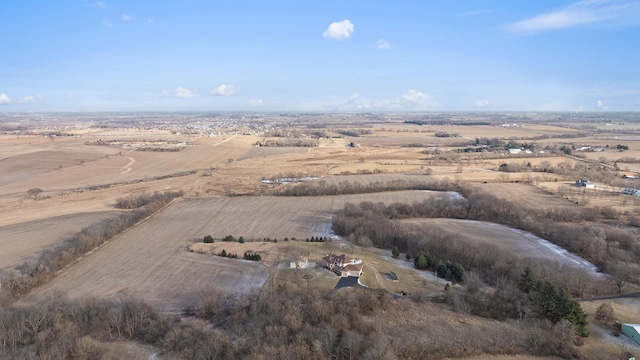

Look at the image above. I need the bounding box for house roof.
[623,324,640,333]
[342,264,362,272]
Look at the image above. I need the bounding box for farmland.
[0,211,119,271]
[3,112,640,359]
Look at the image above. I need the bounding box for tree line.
[272,178,453,196]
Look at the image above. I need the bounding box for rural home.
[321,254,363,277]
[621,324,640,346]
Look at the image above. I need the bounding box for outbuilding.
[621,324,640,346]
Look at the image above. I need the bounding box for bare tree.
[27,188,43,200]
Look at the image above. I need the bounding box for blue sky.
[1,0,639,112]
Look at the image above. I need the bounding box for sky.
[1,0,640,112]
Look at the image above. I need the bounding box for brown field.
[0,211,120,271]
[236,146,311,160]
[0,133,257,198]
[478,182,579,209]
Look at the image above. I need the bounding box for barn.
[621,324,640,346]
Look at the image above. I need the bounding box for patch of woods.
[272,178,451,196]
[336,129,372,137]
[0,287,585,359]
[329,182,640,341]
[0,191,183,299]
[332,181,640,294]
[255,139,318,147]
[413,252,465,283]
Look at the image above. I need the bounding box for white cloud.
[248,99,263,107]
[102,19,112,28]
[401,89,430,106]
[508,0,640,33]
[474,99,490,108]
[122,14,133,21]
[147,18,154,24]
[323,19,354,40]
[174,87,198,99]
[0,93,11,105]
[19,95,44,104]
[332,90,434,111]
[93,1,107,9]
[597,100,609,109]
[161,89,170,97]
[376,39,390,49]
[211,84,236,96]
[342,92,372,110]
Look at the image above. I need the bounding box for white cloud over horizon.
[0,93,11,105]
[323,20,354,40]
[174,87,198,99]
[474,99,490,108]
[508,0,640,33]
[19,95,44,104]
[211,84,236,96]
[248,99,263,107]
[122,14,133,21]
[332,90,434,111]
[400,89,431,107]
[376,39,390,49]
[597,99,609,109]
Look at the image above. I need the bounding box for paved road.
[578,292,640,302]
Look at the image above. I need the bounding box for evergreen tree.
[517,267,538,294]
[392,246,400,258]
[414,252,429,270]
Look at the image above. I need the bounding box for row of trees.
[273,179,452,197]
[243,252,262,261]
[0,191,183,298]
[219,249,238,258]
[115,191,184,209]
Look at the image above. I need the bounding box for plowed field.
[0,211,119,271]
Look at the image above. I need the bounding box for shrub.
[203,235,214,243]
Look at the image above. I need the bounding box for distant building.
[576,179,595,188]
